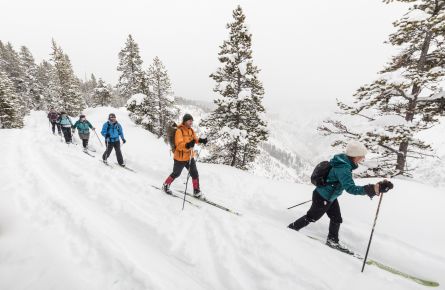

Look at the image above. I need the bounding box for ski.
[100,160,113,168]
[114,163,136,172]
[306,235,439,287]
[171,189,241,216]
[83,150,95,157]
[150,185,200,208]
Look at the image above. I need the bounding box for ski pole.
[182,150,194,210]
[287,199,312,210]
[361,193,384,273]
[93,129,103,146]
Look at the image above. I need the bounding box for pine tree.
[50,39,85,115]
[0,42,28,114]
[319,0,445,177]
[0,71,24,128]
[92,78,112,107]
[36,60,60,110]
[19,46,44,110]
[200,6,268,170]
[116,34,145,100]
[126,92,158,133]
[147,56,177,138]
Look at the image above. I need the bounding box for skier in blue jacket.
[288,141,393,250]
[101,113,126,166]
[72,114,95,151]
[57,112,73,143]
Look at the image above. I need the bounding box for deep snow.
[0,107,444,290]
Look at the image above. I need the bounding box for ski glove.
[198,137,208,145]
[378,180,393,193]
[364,184,377,198]
[122,139,126,144]
[185,140,195,149]
[105,133,110,138]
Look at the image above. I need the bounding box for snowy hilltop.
[0,107,443,290]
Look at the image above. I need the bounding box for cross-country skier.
[162,113,208,198]
[72,114,95,152]
[57,112,73,143]
[47,107,61,135]
[288,140,393,250]
[101,113,126,166]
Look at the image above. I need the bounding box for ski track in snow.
[0,107,444,290]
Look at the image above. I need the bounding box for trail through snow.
[0,107,444,290]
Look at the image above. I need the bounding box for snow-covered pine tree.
[50,39,85,115]
[80,73,98,106]
[116,35,145,100]
[0,42,28,114]
[19,46,44,110]
[36,60,60,110]
[0,71,24,128]
[126,92,158,133]
[92,78,112,107]
[147,56,177,138]
[318,0,445,177]
[200,6,268,170]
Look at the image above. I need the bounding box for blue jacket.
[316,154,366,202]
[101,121,124,142]
[72,120,93,134]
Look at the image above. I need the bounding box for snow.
[370,114,409,127]
[126,93,147,106]
[0,107,444,290]
[406,9,430,22]
[238,88,252,100]
[238,62,248,75]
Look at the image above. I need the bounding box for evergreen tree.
[92,78,112,107]
[36,60,60,110]
[19,46,44,110]
[0,71,24,128]
[116,35,145,100]
[126,92,158,133]
[50,39,85,115]
[201,6,268,170]
[319,0,445,177]
[147,56,177,138]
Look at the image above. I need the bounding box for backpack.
[166,122,178,153]
[311,161,338,186]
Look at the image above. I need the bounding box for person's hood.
[330,153,358,170]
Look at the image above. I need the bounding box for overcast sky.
[1,0,406,114]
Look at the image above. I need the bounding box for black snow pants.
[51,121,61,134]
[289,190,343,242]
[61,126,72,143]
[170,158,199,179]
[103,141,124,165]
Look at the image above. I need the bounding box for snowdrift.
[0,107,443,290]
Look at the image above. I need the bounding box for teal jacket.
[316,154,366,202]
[72,120,93,134]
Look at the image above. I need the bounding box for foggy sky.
[0,0,405,113]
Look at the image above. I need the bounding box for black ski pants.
[289,190,343,242]
[51,121,61,134]
[103,141,124,165]
[61,126,72,143]
[170,158,199,179]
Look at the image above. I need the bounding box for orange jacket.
[174,124,199,161]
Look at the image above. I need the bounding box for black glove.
[364,184,376,198]
[378,180,394,193]
[122,139,126,144]
[198,137,208,145]
[185,139,195,149]
[105,133,110,138]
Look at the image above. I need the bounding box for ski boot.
[193,188,204,199]
[326,239,355,255]
[162,183,172,195]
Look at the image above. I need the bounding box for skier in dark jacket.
[72,114,95,151]
[162,114,208,198]
[288,141,393,250]
[101,113,126,166]
[47,107,61,135]
[57,112,73,143]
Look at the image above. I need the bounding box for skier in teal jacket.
[288,141,393,250]
[72,114,95,151]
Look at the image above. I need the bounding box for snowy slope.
[0,107,444,290]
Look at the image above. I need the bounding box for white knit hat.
[346,140,368,157]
